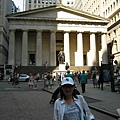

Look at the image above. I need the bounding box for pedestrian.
[97,68,103,90]
[91,71,97,88]
[78,71,81,84]
[46,72,53,89]
[96,71,100,87]
[9,72,13,84]
[12,72,20,88]
[43,72,47,88]
[79,70,87,93]
[116,67,120,94]
[65,70,74,79]
[33,73,37,90]
[28,73,34,88]
[53,77,95,120]
[36,73,40,80]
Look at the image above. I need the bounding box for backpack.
[47,74,50,80]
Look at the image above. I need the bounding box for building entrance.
[29,54,35,65]
[56,51,59,66]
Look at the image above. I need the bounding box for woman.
[91,71,97,88]
[54,77,95,120]
[28,73,34,88]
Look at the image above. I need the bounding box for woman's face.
[62,84,75,96]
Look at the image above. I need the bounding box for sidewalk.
[43,81,120,119]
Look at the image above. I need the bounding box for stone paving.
[0,80,119,120]
[0,81,54,120]
[43,80,120,117]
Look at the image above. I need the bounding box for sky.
[12,0,24,11]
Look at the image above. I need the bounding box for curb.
[89,105,119,119]
[43,88,119,119]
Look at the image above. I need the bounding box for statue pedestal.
[59,64,66,71]
[53,64,67,76]
[53,64,74,77]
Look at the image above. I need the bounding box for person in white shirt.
[53,77,95,120]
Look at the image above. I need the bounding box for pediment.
[7,5,109,22]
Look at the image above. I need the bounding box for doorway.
[56,51,59,66]
[29,54,35,65]
[83,54,87,65]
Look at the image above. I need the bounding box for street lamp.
[110,54,115,92]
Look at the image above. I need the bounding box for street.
[0,81,118,120]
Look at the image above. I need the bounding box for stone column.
[117,28,120,51]
[50,31,56,66]
[64,31,70,65]
[8,29,15,65]
[75,32,84,66]
[21,30,28,66]
[90,33,96,66]
[36,30,42,66]
[101,33,108,64]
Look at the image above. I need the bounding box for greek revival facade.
[7,5,109,67]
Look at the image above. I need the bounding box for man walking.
[79,70,87,93]
[65,70,74,80]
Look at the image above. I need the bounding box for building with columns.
[24,0,120,66]
[7,5,109,67]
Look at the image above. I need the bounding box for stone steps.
[15,65,100,75]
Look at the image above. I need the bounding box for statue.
[58,48,65,64]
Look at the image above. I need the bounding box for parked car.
[19,74,29,82]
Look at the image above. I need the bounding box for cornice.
[107,20,120,31]
[6,4,109,22]
[7,17,109,26]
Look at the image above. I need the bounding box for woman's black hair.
[59,85,80,100]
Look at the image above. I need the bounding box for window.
[67,1,70,4]
[34,0,36,3]
[29,0,31,3]
[56,40,63,43]
[111,5,112,11]
[114,16,116,22]
[29,4,31,8]
[116,0,118,5]
[108,7,110,13]
[106,10,107,16]
[113,2,115,8]
[38,0,40,3]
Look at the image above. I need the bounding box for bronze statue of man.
[58,48,65,64]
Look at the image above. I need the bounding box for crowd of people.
[7,66,120,94]
[6,67,120,120]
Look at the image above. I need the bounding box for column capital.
[22,29,29,32]
[77,31,84,34]
[102,32,107,35]
[64,31,70,34]
[89,32,96,34]
[36,30,43,32]
[50,30,56,33]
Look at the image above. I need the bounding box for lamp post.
[110,54,115,92]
